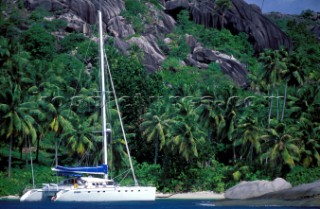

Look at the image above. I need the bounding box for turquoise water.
[0,199,317,209]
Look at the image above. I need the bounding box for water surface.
[0,199,318,209]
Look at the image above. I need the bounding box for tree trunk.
[281,82,288,122]
[55,138,58,166]
[276,88,279,121]
[28,137,35,188]
[8,136,13,178]
[250,144,253,165]
[35,134,41,163]
[233,141,237,163]
[268,91,273,129]
[25,138,28,167]
[154,138,159,164]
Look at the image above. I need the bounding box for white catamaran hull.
[53,186,156,201]
[20,188,59,201]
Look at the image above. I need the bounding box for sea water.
[0,199,317,209]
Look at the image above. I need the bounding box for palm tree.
[0,84,37,177]
[194,93,225,142]
[168,96,205,162]
[297,117,320,167]
[41,91,74,166]
[140,100,174,164]
[62,117,95,159]
[261,122,301,172]
[169,120,202,162]
[235,115,262,165]
[280,52,305,121]
[259,49,288,127]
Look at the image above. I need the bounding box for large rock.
[24,0,125,32]
[25,0,250,86]
[225,178,292,200]
[127,35,166,72]
[24,0,176,73]
[165,0,190,19]
[144,3,176,36]
[108,16,135,38]
[261,180,320,200]
[185,35,248,87]
[311,25,320,41]
[165,0,292,53]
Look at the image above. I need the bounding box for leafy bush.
[188,162,230,193]
[22,24,55,59]
[286,166,320,186]
[176,10,254,61]
[59,33,87,53]
[166,33,190,59]
[0,166,61,196]
[122,0,147,34]
[29,7,50,22]
[134,162,161,187]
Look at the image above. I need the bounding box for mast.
[98,10,108,179]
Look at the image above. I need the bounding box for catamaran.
[20,10,156,202]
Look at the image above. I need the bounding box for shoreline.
[0,195,19,200]
[156,191,225,200]
[1,192,225,201]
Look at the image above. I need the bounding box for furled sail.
[52,164,108,176]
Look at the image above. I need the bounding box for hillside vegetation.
[0,1,320,196]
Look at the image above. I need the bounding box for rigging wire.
[104,50,139,186]
[27,137,35,189]
[68,24,96,117]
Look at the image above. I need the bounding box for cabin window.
[125,190,128,192]
[118,190,120,192]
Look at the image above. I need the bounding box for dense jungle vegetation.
[0,1,320,196]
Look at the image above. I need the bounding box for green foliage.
[106,44,163,127]
[287,20,318,50]
[188,162,230,193]
[286,166,320,186]
[59,33,87,53]
[43,19,68,32]
[1,0,320,197]
[176,10,254,61]
[22,24,56,59]
[29,7,51,22]
[165,33,190,59]
[122,0,147,34]
[134,162,161,187]
[215,0,232,10]
[0,166,61,196]
[300,9,314,19]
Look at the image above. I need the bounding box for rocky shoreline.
[157,179,320,207]
[213,197,320,207]
[219,178,320,207]
[2,179,320,207]
[156,191,225,200]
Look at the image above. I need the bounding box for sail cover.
[52,164,108,176]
